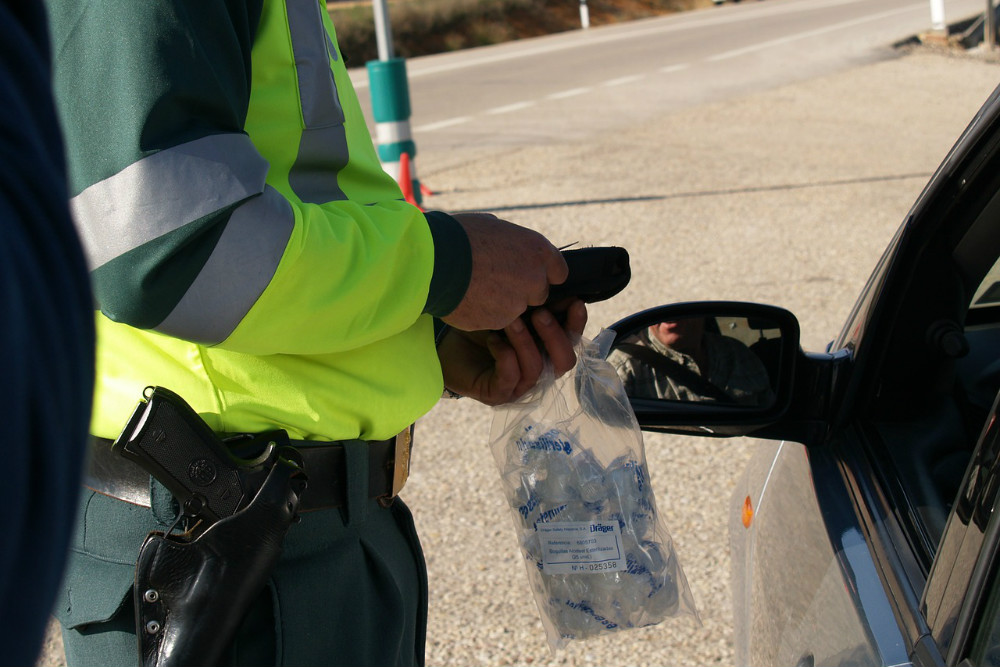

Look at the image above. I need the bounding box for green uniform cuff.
[423,211,471,318]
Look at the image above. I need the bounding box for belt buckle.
[379,425,413,507]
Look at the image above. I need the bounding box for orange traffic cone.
[399,152,423,211]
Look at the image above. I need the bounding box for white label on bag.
[537,521,625,575]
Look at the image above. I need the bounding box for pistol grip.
[113,388,248,522]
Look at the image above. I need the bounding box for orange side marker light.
[742,495,754,529]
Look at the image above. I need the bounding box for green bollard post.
[367,57,422,206]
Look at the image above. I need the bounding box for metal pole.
[988,0,998,49]
[372,0,395,61]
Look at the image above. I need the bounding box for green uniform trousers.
[55,441,428,667]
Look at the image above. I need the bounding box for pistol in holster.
[113,386,308,667]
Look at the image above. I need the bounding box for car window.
[970,258,1000,310]
[924,387,1000,663]
[969,574,1000,666]
[912,176,1000,662]
[939,443,1000,667]
[940,184,1000,664]
[863,183,1000,579]
[963,256,1000,415]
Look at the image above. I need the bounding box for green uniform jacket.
[46,0,471,441]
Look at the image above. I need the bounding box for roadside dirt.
[333,0,711,63]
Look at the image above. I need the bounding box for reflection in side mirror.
[608,315,780,408]
[606,302,800,436]
[608,316,781,408]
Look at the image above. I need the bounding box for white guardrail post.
[929,0,946,32]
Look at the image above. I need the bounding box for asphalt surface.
[353,0,988,162]
[36,38,1000,667]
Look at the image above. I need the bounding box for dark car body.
[608,81,1000,666]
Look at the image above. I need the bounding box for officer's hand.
[442,213,569,332]
[437,299,588,406]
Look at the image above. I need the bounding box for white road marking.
[486,101,538,115]
[603,74,645,87]
[707,4,921,61]
[547,87,592,100]
[414,116,472,132]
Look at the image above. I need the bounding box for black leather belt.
[84,429,412,512]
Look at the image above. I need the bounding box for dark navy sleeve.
[0,2,95,664]
[423,210,472,318]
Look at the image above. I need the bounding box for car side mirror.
[606,301,801,436]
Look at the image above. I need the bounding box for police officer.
[43,0,585,665]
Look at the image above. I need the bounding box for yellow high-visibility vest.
[48,0,461,441]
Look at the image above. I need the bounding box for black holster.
[133,452,307,667]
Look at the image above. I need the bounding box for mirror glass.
[607,315,783,408]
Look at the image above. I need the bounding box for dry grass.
[330,0,709,64]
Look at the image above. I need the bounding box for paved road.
[351,0,985,169]
[36,6,1000,667]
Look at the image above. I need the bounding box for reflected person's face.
[650,318,706,351]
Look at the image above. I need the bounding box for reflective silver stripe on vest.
[155,185,294,344]
[70,133,270,271]
[286,0,349,204]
